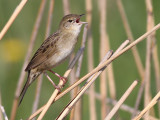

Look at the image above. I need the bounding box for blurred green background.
[0,0,160,119]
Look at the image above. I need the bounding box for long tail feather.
[18,71,31,106]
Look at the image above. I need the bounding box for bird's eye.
[68,20,73,23]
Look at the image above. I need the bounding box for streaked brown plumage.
[19,14,87,105]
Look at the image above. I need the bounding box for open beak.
[78,14,88,24]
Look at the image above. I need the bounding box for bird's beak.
[80,14,85,17]
[79,14,88,24]
[80,21,88,24]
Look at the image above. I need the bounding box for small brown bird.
[19,14,87,105]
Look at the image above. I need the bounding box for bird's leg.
[48,69,67,84]
[44,72,61,92]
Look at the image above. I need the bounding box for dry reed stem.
[148,0,160,116]
[73,98,82,120]
[57,39,129,119]
[37,25,88,119]
[85,0,97,119]
[29,23,160,119]
[69,54,76,99]
[31,0,54,116]
[10,0,47,120]
[102,0,117,101]
[63,0,70,15]
[144,0,155,119]
[99,0,108,118]
[85,92,159,120]
[0,0,28,40]
[45,0,54,38]
[131,81,145,118]
[152,45,160,116]
[133,91,160,120]
[117,0,144,80]
[57,50,113,120]
[105,80,138,120]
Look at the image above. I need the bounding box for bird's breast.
[48,39,76,68]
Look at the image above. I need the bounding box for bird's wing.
[25,32,60,71]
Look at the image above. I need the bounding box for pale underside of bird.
[19,14,87,105]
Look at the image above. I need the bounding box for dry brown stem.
[105,80,138,120]
[131,81,145,118]
[144,0,155,119]
[45,0,54,38]
[85,91,159,120]
[133,91,160,120]
[0,0,28,40]
[152,44,160,116]
[99,0,109,118]
[85,0,97,119]
[63,0,70,15]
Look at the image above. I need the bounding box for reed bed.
[0,0,160,120]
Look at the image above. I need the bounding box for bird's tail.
[18,71,31,106]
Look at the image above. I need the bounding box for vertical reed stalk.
[86,0,97,120]
[144,0,155,119]
[63,0,70,15]
[99,0,109,118]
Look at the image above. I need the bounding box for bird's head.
[59,14,87,34]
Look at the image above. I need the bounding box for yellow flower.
[0,39,26,62]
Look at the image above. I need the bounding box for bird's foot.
[49,69,68,85]
[59,76,67,85]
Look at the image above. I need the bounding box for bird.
[19,14,87,105]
